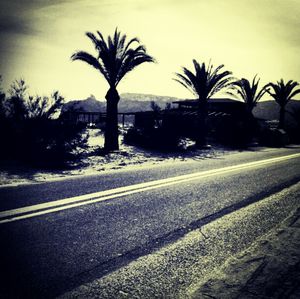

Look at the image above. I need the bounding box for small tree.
[165,102,172,110]
[27,91,64,119]
[0,75,6,119]
[8,79,28,119]
[150,101,161,113]
[7,79,64,120]
[266,79,300,129]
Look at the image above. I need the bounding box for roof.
[173,98,244,105]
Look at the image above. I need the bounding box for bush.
[258,127,289,147]
[286,107,300,144]
[124,127,180,150]
[287,128,300,144]
[0,78,88,168]
[0,114,87,168]
[213,116,254,147]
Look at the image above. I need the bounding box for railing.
[61,111,137,126]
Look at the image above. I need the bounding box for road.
[1,147,300,298]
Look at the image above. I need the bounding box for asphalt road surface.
[1,147,300,298]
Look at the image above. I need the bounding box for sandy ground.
[0,128,236,187]
[191,207,300,299]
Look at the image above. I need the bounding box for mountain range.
[62,93,300,124]
[253,100,300,126]
[62,93,179,113]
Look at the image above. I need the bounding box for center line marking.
[1,152,300,224]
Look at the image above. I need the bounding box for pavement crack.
[245,256,265,264]
[238,258,268,296]
[199,228,208,239]
[203,293,218,299]
[288,207,300,227]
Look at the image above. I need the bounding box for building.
[133,98,252,145]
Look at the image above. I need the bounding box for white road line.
[1,152,300,224]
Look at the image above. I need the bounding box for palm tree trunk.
[104,88,120,151]
[196,99,208,148]
[279,106,285,129]
[246,109,257,139]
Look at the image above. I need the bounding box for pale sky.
[1,0,300,101]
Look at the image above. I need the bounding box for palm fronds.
[230,75,267,111]
[174,59,234,101]
[71,28,155,87]
[266,79,300,107]
[266,79,300,129]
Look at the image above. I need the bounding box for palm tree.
[229,76,267,142]
[174,59,235,147]
[231,76,267,116]
[71,28,155,151]
[266,79,300,129]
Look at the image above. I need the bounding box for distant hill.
[120,93,179,103]
[253,100,300,127]
[62,95,105,113]
[62,95,300,128]
[118,93,180,112]
[62,93,180,113]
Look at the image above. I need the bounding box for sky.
[1,0,300,101]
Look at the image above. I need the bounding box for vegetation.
[0,78,87,168]
[0,76,6,118]
[150,101,161,113]
[2,27,300,165]
[288,106,300,143]
[227,76,268,143]
[230,76,267,115]
[174,59,235,147]
[266,79,300,129]
[6,79,64,120]
[124,126,181,150]
[71,28,155,151]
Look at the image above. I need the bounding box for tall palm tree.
[71,28,155,151]
[266,79,300,129]
[174,59,235,147]
[231,75,267,116]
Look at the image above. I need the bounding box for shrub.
[124,127,180,150]
[0,78,87,168]
[258,127,289,147]
[212,116,254,147]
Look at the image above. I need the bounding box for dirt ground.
[191,207,300,299]
[0,129,235,187]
